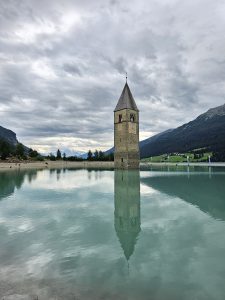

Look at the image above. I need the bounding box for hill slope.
[0,125,18,146]
[140,104,225,159]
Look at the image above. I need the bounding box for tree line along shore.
[0,141,114,163]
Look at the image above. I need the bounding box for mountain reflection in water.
[141,170,225,221]
[0,170,37,200]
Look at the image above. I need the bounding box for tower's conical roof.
[114,83,139,112]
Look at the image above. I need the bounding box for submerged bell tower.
[114,80,140,169]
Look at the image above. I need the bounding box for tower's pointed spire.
[114,82,139,112]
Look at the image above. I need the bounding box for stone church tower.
[114,82,140,169]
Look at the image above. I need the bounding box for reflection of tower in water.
[114,170,141,261]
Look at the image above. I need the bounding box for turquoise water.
[0,167,225,300]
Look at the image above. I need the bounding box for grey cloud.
[62,63,82,76]
[113,57,127,74]
[0,0,224,152]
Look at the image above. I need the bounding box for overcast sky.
[0,0,225,154]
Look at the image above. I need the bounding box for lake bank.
[1,160,225,171]
[0,160,114,171]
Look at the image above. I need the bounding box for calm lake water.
[0,167,225,300]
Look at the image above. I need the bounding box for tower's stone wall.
[114,108,140,169]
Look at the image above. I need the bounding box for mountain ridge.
[0,125,18,146]
[140,103,225,159]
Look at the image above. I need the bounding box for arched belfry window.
[119,114,123,123]
[130,114,135,122]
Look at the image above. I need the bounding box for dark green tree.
[63,152,66,160]
[94,150,99,160]
[28,148,39,158]
[56,149,62,160]
[15,143,25,158]
[99,151,104,161]
[87,150,93,161]
[49,153,56,161]
[0,140,11,160]
[109,152,114,161]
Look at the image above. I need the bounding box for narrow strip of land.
[0,161,114,171]
[0,160,225,171]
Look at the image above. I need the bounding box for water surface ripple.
[0,167,225,300]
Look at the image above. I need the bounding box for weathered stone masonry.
[114,83,140,169]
